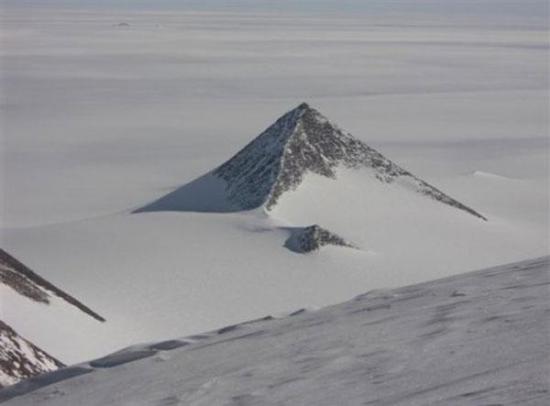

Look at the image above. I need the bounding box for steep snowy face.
[0,322,63,388]
[215,103,486,219]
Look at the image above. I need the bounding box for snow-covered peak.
[215,102,382,210]
[225,103,486,219]
[139,103,486,220]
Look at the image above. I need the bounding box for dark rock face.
[0,321,63,388]
[0,249,105,322]
[215,103,486,220]
[286,225,355,253]
[0,266,49,304]
[214,105,302,210]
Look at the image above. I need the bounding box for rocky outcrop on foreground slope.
[0,249,105,386]
[0,322,63,389]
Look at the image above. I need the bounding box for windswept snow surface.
[2,257,548,405]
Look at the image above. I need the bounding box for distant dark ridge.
[0,249,105,322]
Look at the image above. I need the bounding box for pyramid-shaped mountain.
[136,103,486,221]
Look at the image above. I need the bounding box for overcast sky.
[3,0,549,21]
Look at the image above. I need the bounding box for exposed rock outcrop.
[0,321,63,388]
[285,225,355,253]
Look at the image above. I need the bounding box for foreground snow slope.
[2,256,548,405]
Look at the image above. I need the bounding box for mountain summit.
[136,103,486,220]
